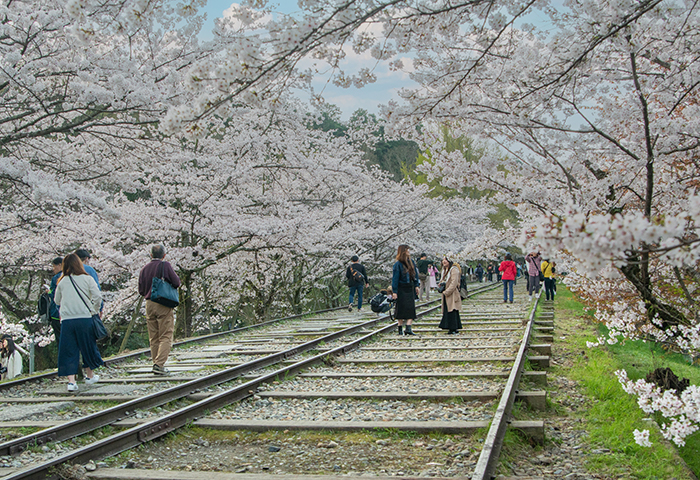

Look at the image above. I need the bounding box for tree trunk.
[119,296,144,353]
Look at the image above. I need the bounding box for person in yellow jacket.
[541,258,555,301]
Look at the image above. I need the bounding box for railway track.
[0,282,552,480]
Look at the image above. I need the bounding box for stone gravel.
[2,286,565,477]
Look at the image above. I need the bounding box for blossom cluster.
[617,370,700,447]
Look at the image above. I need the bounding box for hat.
[75,249,91,260]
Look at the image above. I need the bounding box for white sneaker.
[85,374,100,385]
[67,383,79,392]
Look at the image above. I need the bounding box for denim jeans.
[349,284,364,309]
[502,280,514,302]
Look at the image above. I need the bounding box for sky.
[200,0,419,120]
[198,1,558,121]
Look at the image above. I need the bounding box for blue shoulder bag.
[151,261,180,308]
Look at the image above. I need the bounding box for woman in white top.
[0,335,22,380]
[54,253,104,392]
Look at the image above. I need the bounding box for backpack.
[38,292,51,324]
[369,293,386,312]
[350,267,364,284]
[459,274,468,300]
[369,293,393,314]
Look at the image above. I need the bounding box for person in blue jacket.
[391,244,420,335]
[76,249,103,313]
[47,257,63,342]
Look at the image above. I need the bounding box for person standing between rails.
[75,249,100,291]
[486,263,494,282]
[391,245,420,336]
[54,253,103,392]
[475,263,484,283]
[47,256,63,342]
[438,257,462,335]
[0,334,23,380]
[346,255,369,312]
[499,253,517,304]
[428,263,439,291]
[76,249,104,315]
[525,252,543,301]
[541,258,556,301]
[416,253,431,302]
[138,245,182,375]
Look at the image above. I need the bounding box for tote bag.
[151,262,180,308]
[69,277,108,340]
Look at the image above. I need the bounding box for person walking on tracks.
[525,252,543,301]
[416,253,431,302]
[499,253,517,303]
[138,245,181,375]
[391,245,420,335]
[438,257,462,335]
[346,255,369,312]
[54,253,103,392]
[47,256,63,342]
[541,258,556,301]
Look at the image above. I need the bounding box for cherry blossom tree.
[177,0,698,446]
[384,0,700,445]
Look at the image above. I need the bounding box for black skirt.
[395,283,416,320]
[439,297,462,331]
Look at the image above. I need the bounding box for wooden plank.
[193,418,489,433]
[257,390,545,407]
[87,470,458,480]
[0,396,137,403]
[99,377,197,383]
[530,344,552,355]
[517,391,547,411]
[192,418,544,438]
[335,356,516,363]
[358,345,514,351]
[260,390,500,401]
[528,356,551,368]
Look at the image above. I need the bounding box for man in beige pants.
[137,245,181,375]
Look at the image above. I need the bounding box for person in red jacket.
[498,253,517,303]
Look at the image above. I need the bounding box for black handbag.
[69,277,108,340]
[437,282,446,293]
[151,261,180,308]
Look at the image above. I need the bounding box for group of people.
[347,247,558,337]
[1,245,182,390]
[497,251,557,303]
[346,246,463,335]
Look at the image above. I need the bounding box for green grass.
[555,286,698,479]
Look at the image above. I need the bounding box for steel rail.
[0,305,350,393]
[0,303,396,457]
[4,284,499,480]
[471,291,542,480]
[1,282,492,392]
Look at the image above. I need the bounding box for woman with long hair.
[438,257,463,335]
[54,253,103,392]
[391,244,420,335]
[0,335,23,380]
